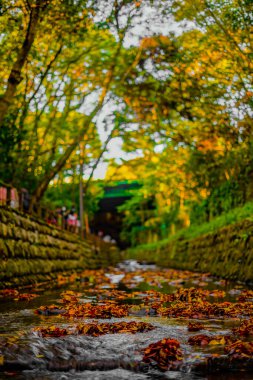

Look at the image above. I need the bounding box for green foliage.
[118,191,153,246]
[1,0,253,237]
[190,179,247,225]
[43,181,104,220]
[105,0,253,246]
[129,201,253,253]
[0,0,174,207]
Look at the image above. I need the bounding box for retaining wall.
[127,219,253,283]
[0,207,120,288]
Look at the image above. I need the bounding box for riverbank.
[126,203,253,283]
[0,206,120,288]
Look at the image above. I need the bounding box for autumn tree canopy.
[0,0,253,243]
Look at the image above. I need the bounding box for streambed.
[0,260,253,380]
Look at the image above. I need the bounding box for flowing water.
[0,261,253,380]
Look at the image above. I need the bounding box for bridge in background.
[91,180,141,247]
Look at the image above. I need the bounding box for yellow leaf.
[220,337,226,345]
[209,339,221,345]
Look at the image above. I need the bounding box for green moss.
[126,213,253,283]
[0,206,120,287]
[0,239,8,259]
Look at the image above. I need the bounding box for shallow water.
[0,260,253,380]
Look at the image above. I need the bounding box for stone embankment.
[0,207,120,288]
[127,219,253,283]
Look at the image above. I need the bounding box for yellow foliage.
[151,156,159,164]
[141,37,159,49]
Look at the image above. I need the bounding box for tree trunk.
[28,37,124,211]
[83,125,116,195]
[79,145,84,238]
[28,102,103,212]
[0,1,46,126]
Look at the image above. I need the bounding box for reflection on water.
[0,260,253,380]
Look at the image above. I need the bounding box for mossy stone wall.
[127,219,253,283]
[0,207,120,288]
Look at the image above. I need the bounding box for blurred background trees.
[1,0,253,245]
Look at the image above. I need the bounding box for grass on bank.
[128,201,253,253]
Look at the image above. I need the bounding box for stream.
[1,260,253,380]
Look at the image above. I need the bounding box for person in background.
[46,211,57,225]
[76,218,81,234]
[60,206,68,229]
[56,207,62,227]
[103,234,112,243]
[73,212,78,233]
[70,205,76,215]
[68,205,77,232]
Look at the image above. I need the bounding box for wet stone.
[0,261,253,379]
